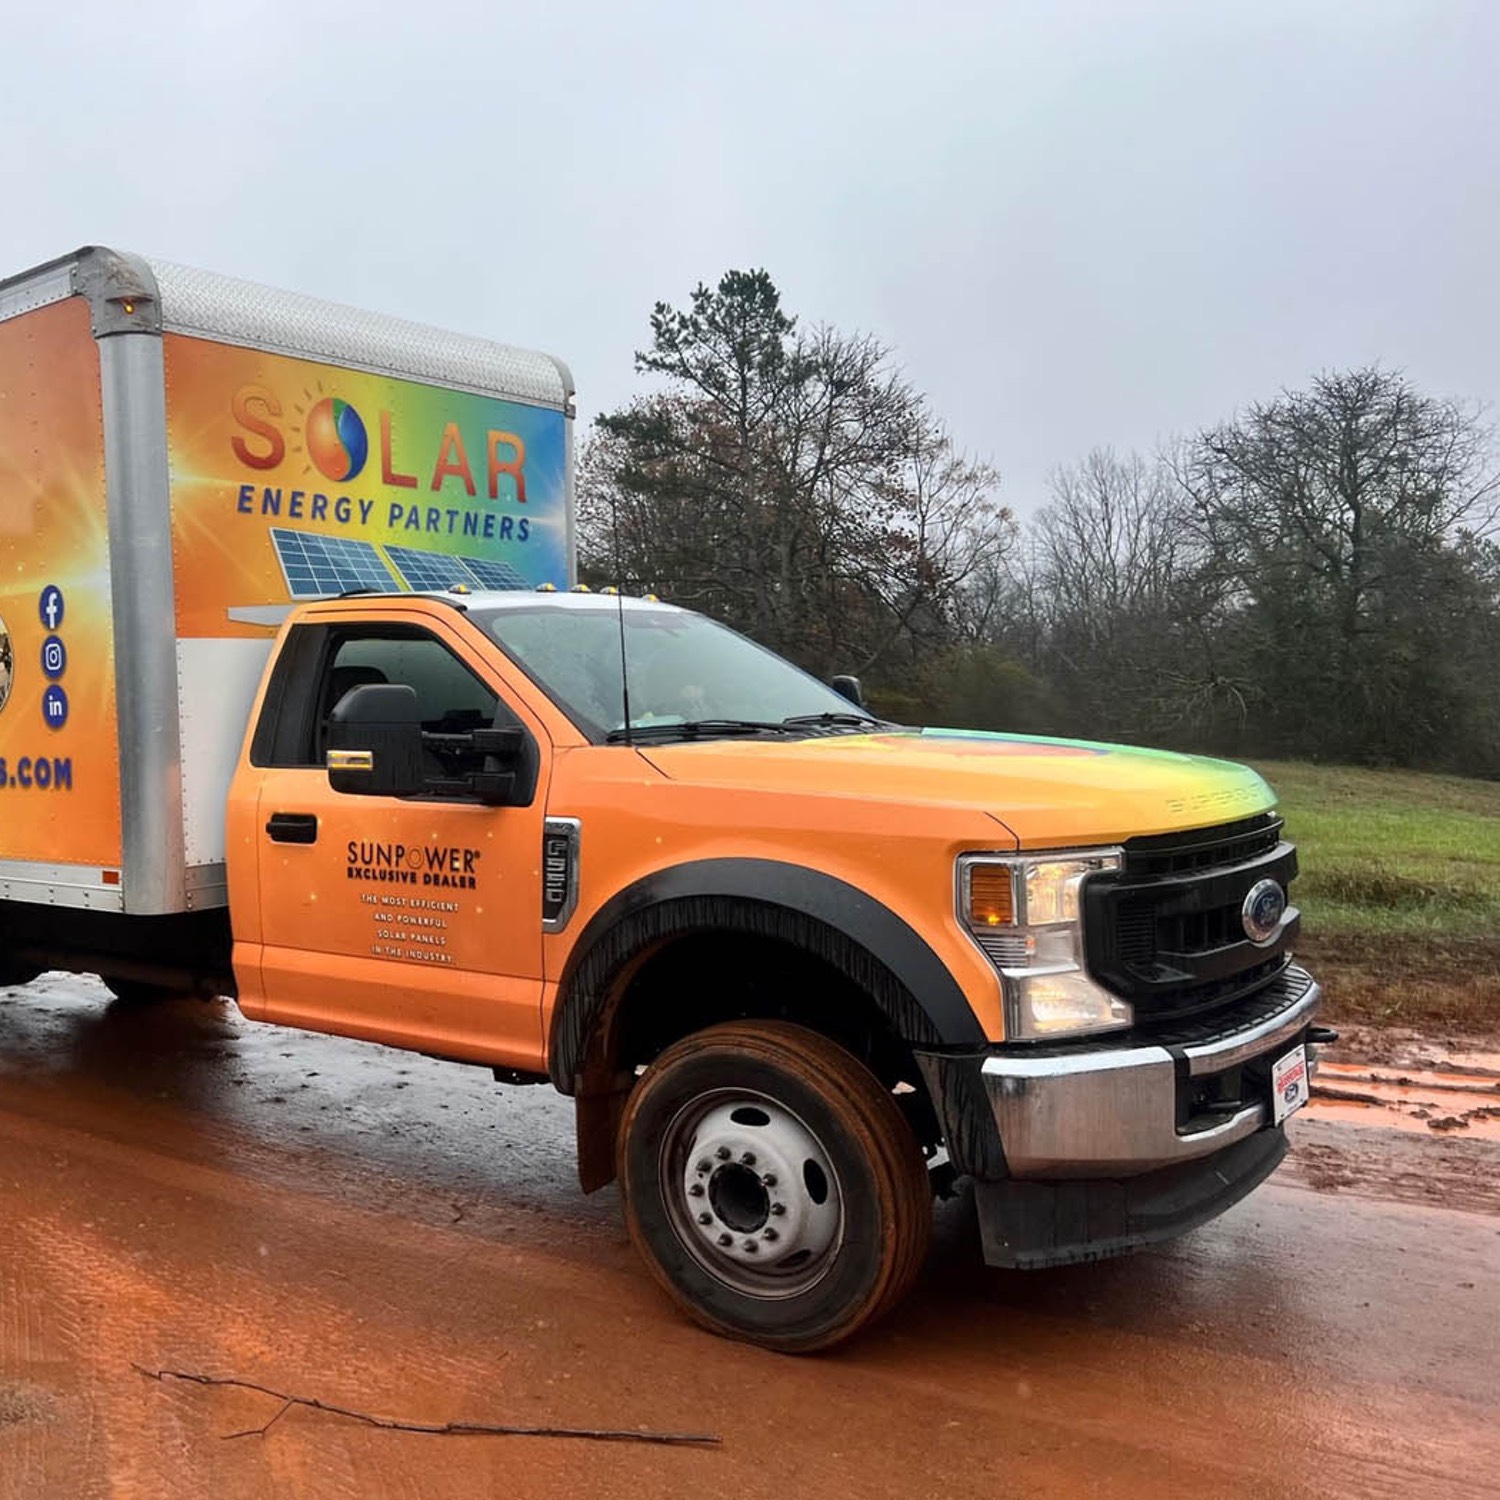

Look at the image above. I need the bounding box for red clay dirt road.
[1,975,1497,1500]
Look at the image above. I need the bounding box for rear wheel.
[617,1020,931,1353]
[103,978,192,1006]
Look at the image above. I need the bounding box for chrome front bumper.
[979,970,1322,1178]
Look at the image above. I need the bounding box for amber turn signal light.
[967,864,1014,927]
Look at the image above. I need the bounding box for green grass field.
[1252,761,1500,1031]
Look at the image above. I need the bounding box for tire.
[617,1020,932,1353]
[103,978,191,1006]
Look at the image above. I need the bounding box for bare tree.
[1036,448,1190,624]
[1016,448,1245,741]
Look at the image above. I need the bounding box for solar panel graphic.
[459,557,529,590]
[270,529,396,598]
[384,546,529,593]
[383,545,482,593]
[266,531,531,602]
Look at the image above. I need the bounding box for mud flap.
[574,1073,634,1193]
[973,1128,1289,1270]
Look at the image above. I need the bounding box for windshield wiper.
[605,718,796,744]
[780,711,884,730]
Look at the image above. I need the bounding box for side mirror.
[830,674,866,710]
[327,683,425,797]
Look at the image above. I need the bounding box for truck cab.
[224,587,1322,1351]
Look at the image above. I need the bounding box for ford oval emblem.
[1242,878,1287,945]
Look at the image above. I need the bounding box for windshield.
[474,603,876,741]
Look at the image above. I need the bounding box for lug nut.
[695,1158,711,1174]
[770,1202,786,1216]
[743,1239,758,1253]
[761,1174,777,1188]
[688,1183,705,1197]
[715,1146,731,1161]
[698,1212,713,1225]
[718,1233,733,1246]
[763,1228,779,1242]
[740,1152,756,1166]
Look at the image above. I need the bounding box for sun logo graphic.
[303,396,369,482]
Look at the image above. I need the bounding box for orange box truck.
[0,248,1325,1350]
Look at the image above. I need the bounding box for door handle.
[266,812,319,844]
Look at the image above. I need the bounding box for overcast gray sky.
[3,0,1497,512]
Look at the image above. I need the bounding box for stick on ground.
[131,1364,721,1447]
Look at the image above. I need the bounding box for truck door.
[238,616,550,1073]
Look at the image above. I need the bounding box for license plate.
[1272,1044,1310,1124]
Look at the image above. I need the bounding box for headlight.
[958,850,1131,1040]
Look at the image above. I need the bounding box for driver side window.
[326,636,499,733]
[309,630,503,772]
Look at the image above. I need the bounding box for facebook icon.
[43,684,68,730]
[39,585,65,631]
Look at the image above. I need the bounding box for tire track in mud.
[1292,1047,1500,1215]
[0,1206,95,1493]
[1311,1058,1500,1139]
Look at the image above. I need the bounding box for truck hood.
[638,728,1277,847]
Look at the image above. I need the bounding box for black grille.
[1084,815,1300,1028]
[1121,814,1283,878]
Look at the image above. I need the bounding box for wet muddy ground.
[1,975,1497,1499]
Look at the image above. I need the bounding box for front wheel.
[617,1020,932,1353]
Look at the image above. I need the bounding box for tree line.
[579,271,1500,777]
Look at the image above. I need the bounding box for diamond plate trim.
[147,258,573,410]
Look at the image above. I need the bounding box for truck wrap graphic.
[162,334,570,640]
[0,297,123,867]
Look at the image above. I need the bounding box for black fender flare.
[548,857,986,1092]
